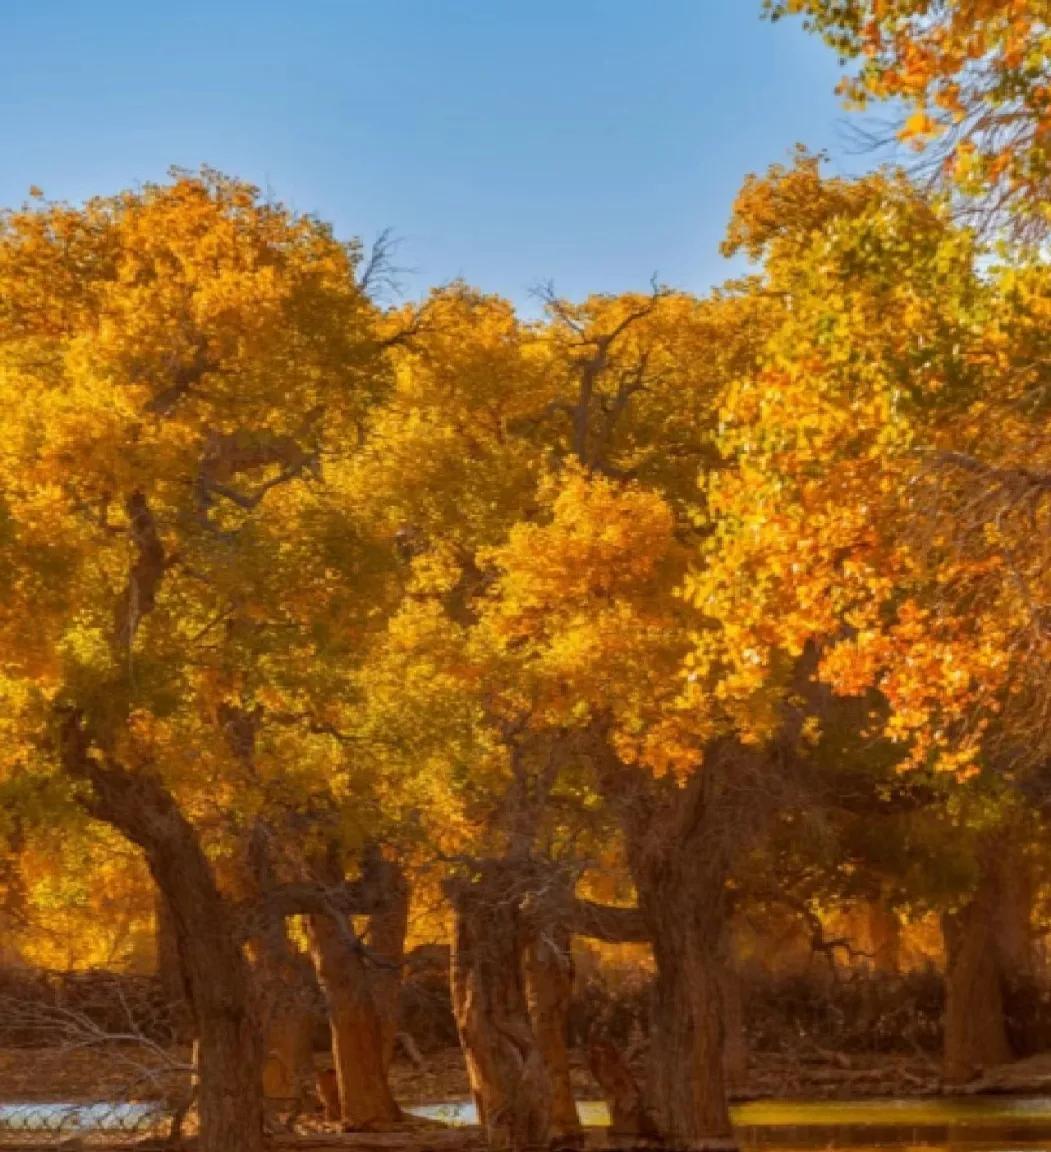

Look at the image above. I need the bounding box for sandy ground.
[0,1044,950,1107]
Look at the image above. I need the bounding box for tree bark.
[448,861,551,1152]
[255,936,317,1112]
[363,854,410,1072]
[642,866,734,1150]
[59,714,265,1152]
[154,890,193,1042]
[262,1008,316,1106]
[942,875,1014,1084]
[592,731,755,1151]
[306,910,402,1127]
[866,895,902,976]
[718,962,748,1096]
[523,924,580,1144]
[587,1036,653,1139]
[942,836,1032,1084]
[244,823,319,1110]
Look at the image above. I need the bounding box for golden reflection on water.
[417,1096,1051,1151]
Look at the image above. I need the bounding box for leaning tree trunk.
[154,890,193,1042]
[448,861,551,1152]
[523,922,580,1143]
[128,811,265,1152]
[60,716,265,1152]
[307,910,402,1127]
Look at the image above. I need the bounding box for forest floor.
[4,1044,1051,1109]
[385,1046,1014,1103]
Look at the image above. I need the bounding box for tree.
[0,169,388,1152]
[464,287,781,1148]
[765,0,1051,241]
[690,151,1051,1082]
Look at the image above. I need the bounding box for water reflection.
[409,1096,1051,1150]
[4,1095,1051,1148]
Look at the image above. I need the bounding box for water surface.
[5,1095,1051,1149]
[410,1096,1051,1150]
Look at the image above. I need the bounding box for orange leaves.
[767,0,1051,237]
[476,468,689,740]
[900,109,944,147]
[1,146,1047,917]
[704,143,1051,780]
[690,152,1049,773]
[484,468,676,636]
[0,170,404,849]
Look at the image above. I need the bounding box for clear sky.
[1,1,866,309]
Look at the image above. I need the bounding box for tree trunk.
[154,890,193,1042]
[245,824,319,1110]
[942,878,1014,1085]
[993,846,1034,978]
[60,717,265,1152]
[587,1035,654,1139]
[866,895,902,975]
[307,911,402,1127]
[448,862,551,1152]
[596,733,742,1151]
[994,842,1038,1056]
[942,835,1032,1084]
[643,873,734,1150]
[262,1007,316,1107]
[523,924,580,1143]
[317,1067,340,1121]
[155,889,184,1004]
[140,837,265,1152]
[256,941,316,1109]
[719,962,748,1096]
[364,857,410,1072]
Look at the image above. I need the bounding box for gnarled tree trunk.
[641,861,734,1150]
[307,909,402,1128]
[523,923,580,1144]
[243,824,319,1111]
[154,890,193,1042]
[60,714,265,1152]
[942,836,1031,1085]
[593,730,760,1151]
[588,1034,654,1139]
[363,855,410,1072]
[448,861,551,1152]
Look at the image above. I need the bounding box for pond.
[410,1096,1051,1149]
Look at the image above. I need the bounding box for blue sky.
[2,1,867,309]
